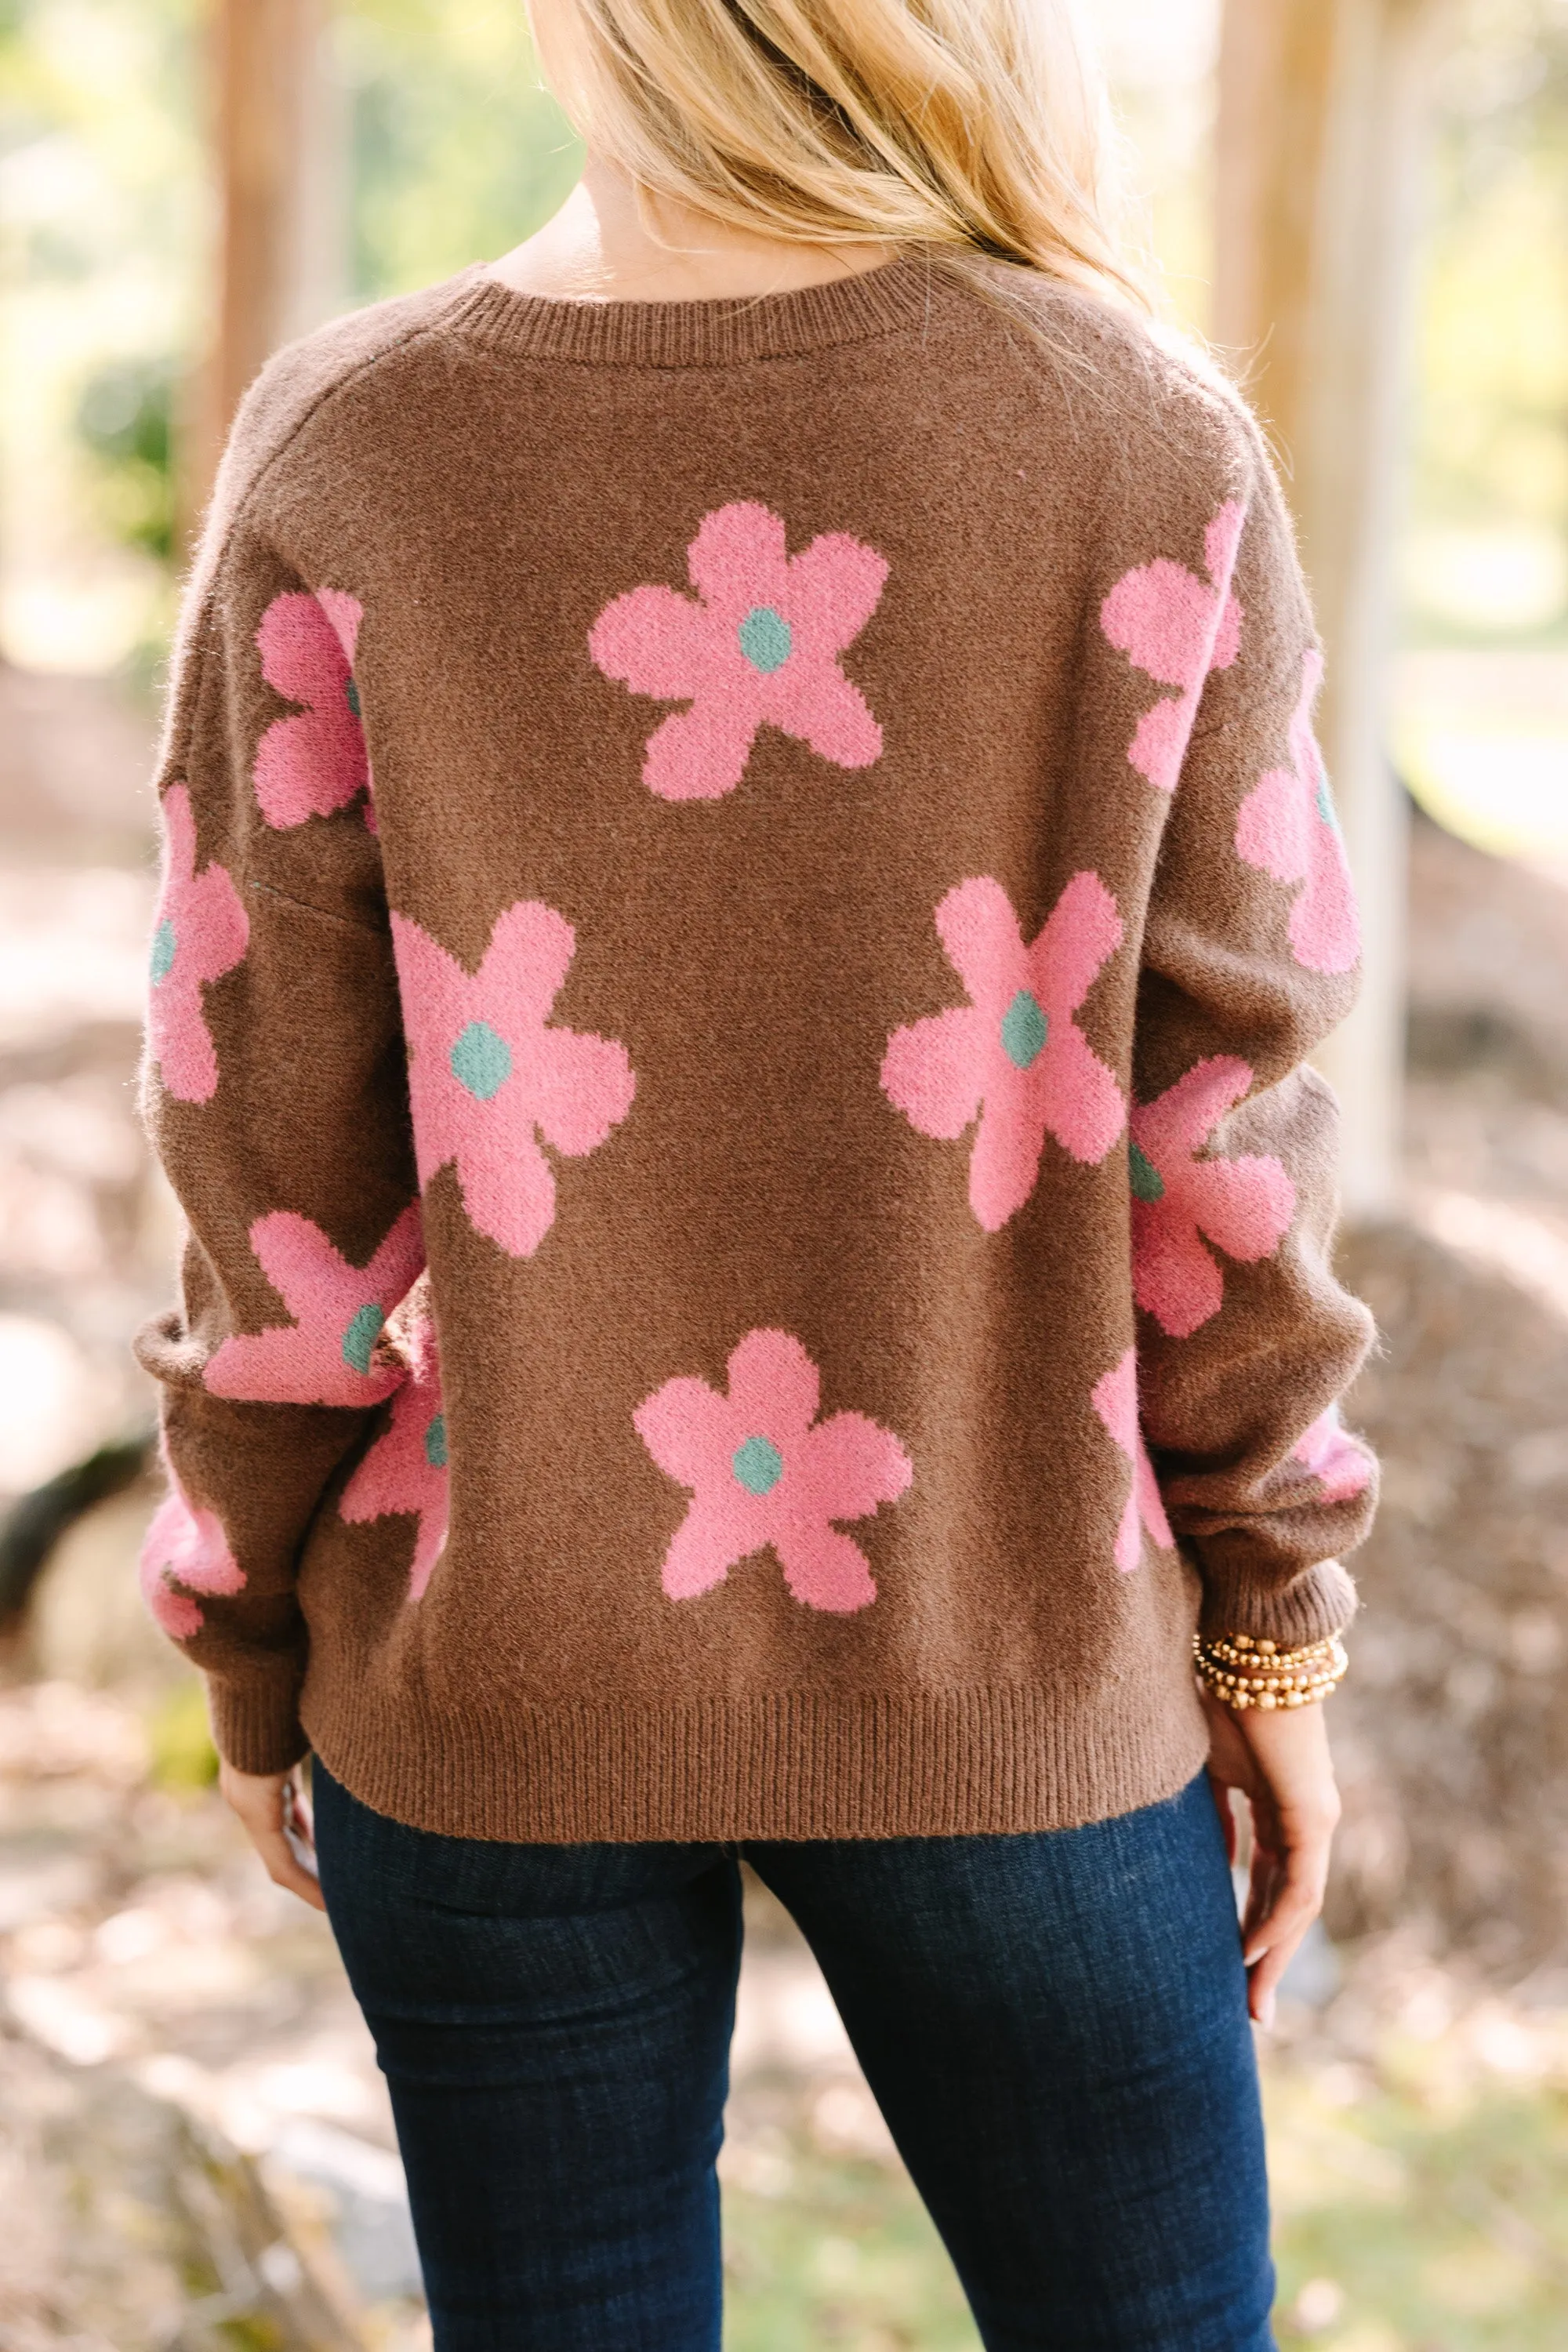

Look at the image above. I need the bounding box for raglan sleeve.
[1131,412,1378,1649]
[133,495,422,1774]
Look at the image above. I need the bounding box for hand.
[219,1759,326,1911]
[1203,1686,1341,2029]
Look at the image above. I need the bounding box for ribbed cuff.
[207,1668,310,1777]
[1197,1556,1358,1649]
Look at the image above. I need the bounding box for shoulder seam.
[217,281,489,575]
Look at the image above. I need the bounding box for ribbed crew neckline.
[452,252,947,368]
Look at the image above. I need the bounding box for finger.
[253,1822,328,1911]
[1248,1926,1305,2028]
[1243,1841,1330,1969]
[287,1780,317,1851]
[1240,1842,1285,1951]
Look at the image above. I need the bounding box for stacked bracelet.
[1194,1630,1347,1711]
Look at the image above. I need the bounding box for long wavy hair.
[525,0,1147,314]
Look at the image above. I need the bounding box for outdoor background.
[3,2,1568,2347]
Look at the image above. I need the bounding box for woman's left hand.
[219,1759,327,1912]
[1203,1686,1341,2028]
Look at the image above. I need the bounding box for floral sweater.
[137,256,1376,1842]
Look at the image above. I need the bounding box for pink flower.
[1293,1406,1373,1504]
[880,873,1126,1231]
[204,1204,424,1404]
[1130,1058,1296,1338]
[589,501,888,800]
[340,1308,448,1599]
[391,901,635,1259]
[140,1471,244,1639]
[1091,1348,1173,1573]
[633,1327,913,1613]
[1235,649,1360,975]
[147,783,249,1103]
[252,589,372,829]
[1100,501,1245,791]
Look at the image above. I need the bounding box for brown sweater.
[137,255,1377,1842]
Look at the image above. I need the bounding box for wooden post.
[1215,0,1450,1216]
[193,0,345,517]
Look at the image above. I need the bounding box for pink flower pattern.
[1100,502,1245,791]
[252,589,372,829]
[589,501,888,800]
[391,901,636,1259]
[880,873,1126,1231]
[1091,1348,1173,1573]
[339,1308,448,1599]
[147,783,249,1103]
[204,1204,424,1405]
[139,1469,244,1639]
[634,1328,913,1613]
[1293,1406,1373,1504]
[1235,650,1360,975]
[1130,1058,1296,1338]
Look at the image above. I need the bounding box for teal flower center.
[150,918,176,985]
[737,605,793,674]
[1000,989,1048,1070]
[1128,1141,1166,1203]
[424,1412,448,1469]
[731,1434,784,1496]
[345,676,361,719]
[342,1303,384,1374]
[1308,746,1341,832]
[450,1019,513,1101]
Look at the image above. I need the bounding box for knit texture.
[136,256,1377,1838]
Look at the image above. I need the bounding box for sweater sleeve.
[1130,419,1377,1649]
[135,507,421,1773]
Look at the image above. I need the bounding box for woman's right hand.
[219,1759,327,1911]
[1203,1686,1341,2027]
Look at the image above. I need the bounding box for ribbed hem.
[450,252,949,370]
[1197,1556,1359,1649]
[300,1672,1211,1845]
[208,1670,309,1778]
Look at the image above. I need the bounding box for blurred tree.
[191,0,580,512]
[1217,0,1454,1214]
[199,0,336,507]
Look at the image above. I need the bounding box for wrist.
[1195,1628,1346,1711]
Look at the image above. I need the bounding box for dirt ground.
[3,667,1568,2347]
[1330,818,1568,1982]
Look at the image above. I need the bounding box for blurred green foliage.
[76,356,176,560]
[1406,0,1568,637]
[724,2146,980,2350]
[339,0,581,298]
[0,0,201,278]
[1268,2059,1568,2350]
[147,1673,219,1791]
[720,2058,1568,2351]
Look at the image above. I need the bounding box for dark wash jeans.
[313,1765,1275,2352]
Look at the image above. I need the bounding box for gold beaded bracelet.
[1193,1630,1347,1711]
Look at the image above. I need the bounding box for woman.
[138,2,1377,2344]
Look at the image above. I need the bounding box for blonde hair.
[525,0,1146,312]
